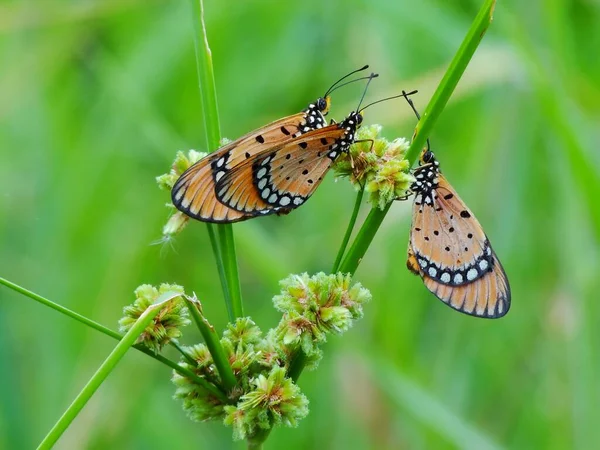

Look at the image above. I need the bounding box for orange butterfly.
[210,82,410,217]
[171,66,375,223]
[406,149,511,318]
[401,94,510,318]
[213,110,364,216]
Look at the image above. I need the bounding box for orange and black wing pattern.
[171,102,329,223]
[407,150,510,318]
[214,112,362,216]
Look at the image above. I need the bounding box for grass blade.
[37,291,184,450]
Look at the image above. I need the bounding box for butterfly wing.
[215,125,347,215]
[171,112,323,223]
[408,174,510,318]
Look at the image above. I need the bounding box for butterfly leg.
[353,139,375,154]
[395,190,413,201]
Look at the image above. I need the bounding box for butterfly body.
[407,150,510,318]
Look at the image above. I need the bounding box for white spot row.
[466,268,478,281]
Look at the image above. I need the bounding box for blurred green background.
[2,0,600,448]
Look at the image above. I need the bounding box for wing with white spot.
[215,125,346,214]
[408,174,510,318]
[171,112,315,223]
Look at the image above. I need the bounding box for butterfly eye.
[355,113,363,125]
[422,150,433,163]
[316,97,327,111]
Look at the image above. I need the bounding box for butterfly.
[171,65,375,223]
[213,110,364,215]
[210,83,414,218]
[406,149,511,318]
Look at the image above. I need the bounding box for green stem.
[0,276,227,401]
[184,296,237,392]
[219,225,244,319]
[248,429,271,449]
[206,223,232,319]
[288,351,306,383]
[332,189,364,273]
[37,292,184,450]
[170,340,199,367]
[189,0,243,322]
[404,0,497,165]
[338,204,391,275]
[287,0,497,385]
[0,276,122,339]
[341,0,497,276]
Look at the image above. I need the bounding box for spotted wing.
[214,126,346,214]
[408,175,510,318]
[171,113,310,223]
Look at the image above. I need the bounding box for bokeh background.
[2,0,600,448]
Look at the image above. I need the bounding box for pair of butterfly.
[171,67,510,319]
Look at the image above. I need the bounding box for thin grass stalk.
[189,0,244,321]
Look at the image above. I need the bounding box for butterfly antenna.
[401,89,430,152]
[324,65,370,97]
[327,73,380,96]
[359,89,418,113]
[356,73,378,112]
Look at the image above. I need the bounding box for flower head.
[156,150,207,239]
[273,272,371,363]
[172,345,226,422]
[118,284,190,353]
[333,125,414,209]
[223,367,309,441]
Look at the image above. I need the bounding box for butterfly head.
[316,96,331,115]
[412,150,441,196]
[420,150,437,165]
[339,111,363,144]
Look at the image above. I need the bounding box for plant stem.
[37,292,184,450]
[286,0,498,387]
[0,276,227,400]
[340,0,497,276]
[248,429,271,449]
[170,340,199,367]
[189,0,243,322]
[332,189,364,273]
[288,351,306,383]
[0,276,122,339]
[338,204,392,275]
[184,296,237,392]
[404,0,497,165]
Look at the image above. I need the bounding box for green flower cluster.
[171,273,371,441]
[273,272,371,365]
[155,150,207,239]
[333,124,414,209]
[224,367,308,441]
[118,284,190,353]
[156,149,207,191]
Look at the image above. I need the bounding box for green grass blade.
[189,0,243,321]
[37,291,184,450]
[404,0,497,165]
[184,296,237,392]
[0,276,225,399]
[340,0,497,277]
[0,276,121,339]
[332,189,364,273]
